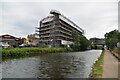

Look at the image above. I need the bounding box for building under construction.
[36,10,84,47]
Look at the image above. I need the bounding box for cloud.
[1,2,118,39]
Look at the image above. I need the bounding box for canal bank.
[2,50,102,78]
[89,50,104,78]
[89,49,119,78]
[2,47,74,57]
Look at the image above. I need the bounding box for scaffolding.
[36,10,84,47]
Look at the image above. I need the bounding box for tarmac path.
[102,50,119,78]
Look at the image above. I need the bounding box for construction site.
[36,10,84,47]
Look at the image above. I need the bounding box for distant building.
[0,34,20,47]
[36,10,84,47]
[90,37,105,49]
[27,33,39,46]
[0,42,10,48]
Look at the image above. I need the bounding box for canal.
[2,50,102,78]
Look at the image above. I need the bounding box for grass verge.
[111,47,119,54]
[2,47,74,57]
[89,50,105,78]
[110,47,120,61]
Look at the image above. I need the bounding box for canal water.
[2,50,102,78]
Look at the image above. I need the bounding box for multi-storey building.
[36,10,84,47]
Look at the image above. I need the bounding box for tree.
[71,30,81,50]
[104,30,120,50]
[79,35,91,50]
[71,30,91,51]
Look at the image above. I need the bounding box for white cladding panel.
[42,17,53,23]
[61,40,74,45]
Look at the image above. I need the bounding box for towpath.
[102,50,119,78]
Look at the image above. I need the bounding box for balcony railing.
[40,34,72,39]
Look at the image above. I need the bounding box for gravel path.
[102,50,119,78]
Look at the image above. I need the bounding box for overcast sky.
[0,0,119,39]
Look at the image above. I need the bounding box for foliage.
[71,30,91,51]
[2,47,74,57]
[71,30,81,50]
[89,50,105,78]
[104,30,120,50]
[79,35,91,50]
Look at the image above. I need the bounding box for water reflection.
[37,53,81,78]
[2,50,102,78]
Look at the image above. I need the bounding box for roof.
[0,34,19,40]
[90,37,105,40]
[50,10,61,15]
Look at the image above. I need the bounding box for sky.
[0,0,119,39]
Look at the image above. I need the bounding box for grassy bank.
[110,47,119,53]
[110,47,120,60]
[89,50,105,78]
[2,47,74,57]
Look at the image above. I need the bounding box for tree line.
[71,29,120,51]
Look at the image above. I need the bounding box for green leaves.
[71,30,91,51]
[79,36,91,50]
[104,30,120,50]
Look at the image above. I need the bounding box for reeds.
[2,47,74,57]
